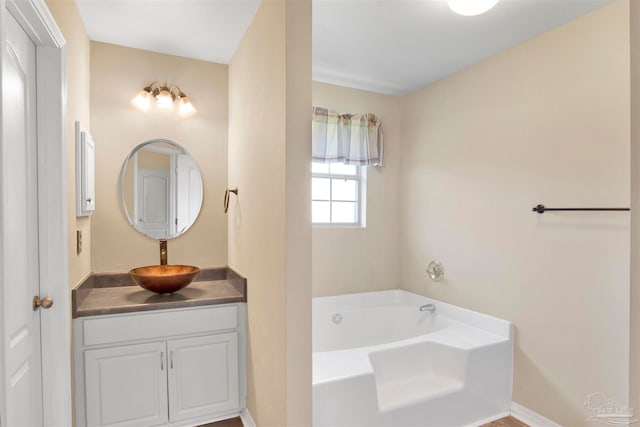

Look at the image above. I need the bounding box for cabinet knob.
[33,296,54,311]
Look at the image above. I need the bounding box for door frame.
[0,0,70,426]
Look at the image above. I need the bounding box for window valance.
[312,106,384,166]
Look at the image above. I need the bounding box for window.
[312,162,365,226]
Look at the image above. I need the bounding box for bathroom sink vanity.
[72,139,247,426]
[72,268,247,427]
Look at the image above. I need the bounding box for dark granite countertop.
[72,267,247,318]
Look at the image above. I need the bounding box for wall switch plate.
[77,230,82,254]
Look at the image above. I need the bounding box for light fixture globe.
[448,0,500,16]
[131,88,152,111]
[178,95,196,116]
[156,86,174,109]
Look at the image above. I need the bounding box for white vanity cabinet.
[85,341,169,427]
[74,304,245,427]
[167,333,239,422]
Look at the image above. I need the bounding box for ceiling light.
[448,0,500,16]
[132,82,196,115]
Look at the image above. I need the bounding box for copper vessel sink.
[129,265,200,294]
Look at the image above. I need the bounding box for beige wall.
[284,1,312,423]
[137,149,171,169]
[631,0,639,416]
[311,82,402,297]
[227,0,311,425]
[400,2,630,425]
[90,42,228,272]
[46,0,92,289]
[44,3,91,424]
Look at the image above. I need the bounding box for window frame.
[311,162,366,227]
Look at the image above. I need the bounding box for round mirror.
[119,139,203,239]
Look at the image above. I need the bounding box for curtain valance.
[312,106,384,166]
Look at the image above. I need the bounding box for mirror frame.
[118,139,204,240]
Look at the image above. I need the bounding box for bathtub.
[313,290,513,427]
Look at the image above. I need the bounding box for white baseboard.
[511,402,561,427]
[240,408,256,427]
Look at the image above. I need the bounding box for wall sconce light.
[132,82,196,115]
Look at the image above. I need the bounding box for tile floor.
[199,417,243,427]
[201,415,528,427]
[481,416,529,427]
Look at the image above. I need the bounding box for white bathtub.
[313,290,513,427]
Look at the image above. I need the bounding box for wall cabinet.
[74,304,245,427]
[75,121,95,216]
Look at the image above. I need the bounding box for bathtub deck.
[375,371,465,412]
[313,321,508,385]
[313,290,513,427]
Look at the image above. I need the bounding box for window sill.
[312,223,365,229]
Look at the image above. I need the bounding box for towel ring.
[224,188,238,214]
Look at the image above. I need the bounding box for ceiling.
[76,0,616,96]
[75,0,261,65]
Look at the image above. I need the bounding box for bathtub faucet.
[419,303,436,313]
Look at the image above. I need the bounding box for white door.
[84,342,169,427]
[168,333,239,422]
[136,169,170,238]
[1,10,45,427]
[175,154,202,234]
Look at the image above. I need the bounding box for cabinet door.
[85,342,168,427]
[168,333,239,422]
